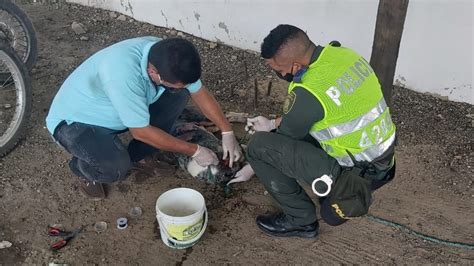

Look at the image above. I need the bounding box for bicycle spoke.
[0,89,16,94]
[0,75,13,86]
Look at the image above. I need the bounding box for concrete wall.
[68,0,473,104]
[395,0,473,104]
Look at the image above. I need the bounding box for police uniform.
[247,42,396,226]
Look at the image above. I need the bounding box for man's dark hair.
[148,38,201,84]
[261,24,307,59]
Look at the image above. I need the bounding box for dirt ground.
[1,2,473,265]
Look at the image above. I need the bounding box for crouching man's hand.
[245,116,276,134]
[222,131,242,167]
[192,145,219,167]
[227,164,255,185]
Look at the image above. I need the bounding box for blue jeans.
[52,89,189,183]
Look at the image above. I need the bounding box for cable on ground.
[366,214,474,250]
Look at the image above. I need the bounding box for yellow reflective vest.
[288,44,396,167]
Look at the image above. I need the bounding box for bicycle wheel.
[0,41,31,157]
[0,0,37,70]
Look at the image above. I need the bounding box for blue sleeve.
[103,80,150,128]
[186,79,202,93]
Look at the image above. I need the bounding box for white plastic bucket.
[155,188,207,249]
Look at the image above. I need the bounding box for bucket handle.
[157,208,208,248]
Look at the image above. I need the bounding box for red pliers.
[48,226,83,251]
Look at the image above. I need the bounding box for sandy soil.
[0,2,473,264]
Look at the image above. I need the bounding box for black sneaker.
[78,177,105,201]
[256,212,319,238]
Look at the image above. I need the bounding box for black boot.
[256,212,319,238]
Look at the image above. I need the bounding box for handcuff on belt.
[311,174,334,197]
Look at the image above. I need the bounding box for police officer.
[241,25,396,238]
[47,37,242,200]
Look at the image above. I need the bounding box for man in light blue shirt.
[47,37,242,200]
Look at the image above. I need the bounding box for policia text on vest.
[325,57,374,107]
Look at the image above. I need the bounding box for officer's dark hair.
[261,24,308,59]
[148,38,201,84]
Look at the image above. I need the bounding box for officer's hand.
[192,145,219,167]
[227,164,255,185]
[245,116,276,134]
[221,131,242,168]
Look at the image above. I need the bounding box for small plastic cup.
[116,217,128,229]
[129,207,143,218]
[94,221,107,233]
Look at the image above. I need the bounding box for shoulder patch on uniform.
[283,91,296,114]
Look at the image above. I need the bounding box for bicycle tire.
[0,41,31,157]
[0,0,37,70]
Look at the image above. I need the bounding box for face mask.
[274,64,308,83]
[274,70,294,82]
[157,73,185,93]
[161,84,185,94]
[274,63,295,82]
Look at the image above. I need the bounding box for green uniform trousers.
[247,131,341,226]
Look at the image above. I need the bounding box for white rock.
[177,32,184,37]
[117,14,126,21]
[0,241,12,249]
[109,11,117,18]
[71,22,86,35]
[209,42,218,49]
[80,36,89,41]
